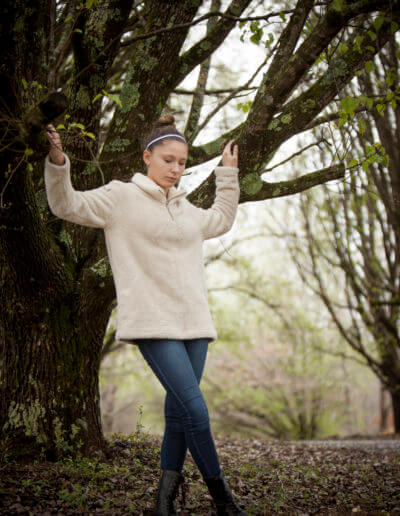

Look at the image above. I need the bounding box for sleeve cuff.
[214,166,239,176]
[45,152,69,171]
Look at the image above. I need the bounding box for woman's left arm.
[198,166,240,240]
[196,140,240,240]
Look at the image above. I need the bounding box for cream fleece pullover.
[44,152,240,343]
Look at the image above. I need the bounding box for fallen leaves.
[0,431,399,514]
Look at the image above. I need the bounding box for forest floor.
[0,429,399,515]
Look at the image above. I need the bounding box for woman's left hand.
[222,139,239,168]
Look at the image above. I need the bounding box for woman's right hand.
[46,123,65,165]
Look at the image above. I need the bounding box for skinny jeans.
[135,337,221,479]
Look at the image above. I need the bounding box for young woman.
[45,114,245,515]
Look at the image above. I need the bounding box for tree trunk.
[390,388,400,433]
[379,384,390,433]
[0,223,108,460]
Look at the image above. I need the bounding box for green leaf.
[366,98,373,110]
[362,161,369,172]
[365,46,375,52]
[279,12,286,22]
[56,123,66,130]
[358,118,367,135]
[376,104,385,114]
[365,61,375,73]
[238,100,253,113]
[386,91,394,101]
[108,94,122,108]
[84,132,96,140]
[385,71,395,88]
[25,148,33,157]
[22,78,28,89]
[340,97,359,117]
[74,28,83,34]
[353,35,364,54]
[265,33,274,48]
[250,31,262,45]
[368,30,376,41]
[391,21,399,34]
[348,159,358,168]
[373,16,384,32]
[359,95,368,106]
[339,42,348,55]
[249,21,259,32]
[70,122,85,130]
[92,93,103,103]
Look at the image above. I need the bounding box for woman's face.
[143,140,188,193]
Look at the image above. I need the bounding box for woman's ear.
[142,149,151,166]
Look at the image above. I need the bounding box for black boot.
[204,470,246,515]
[152,469,186,515]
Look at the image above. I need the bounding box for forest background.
[99,1,397,442]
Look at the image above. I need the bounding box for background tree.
[281,30,400,431]
[1,0,398,460]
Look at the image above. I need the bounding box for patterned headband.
[145,133,187,150]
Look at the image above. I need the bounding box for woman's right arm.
[44,124,120,229]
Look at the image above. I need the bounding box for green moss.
[320,58,347,86]
[83,162,97,176]
[58,228,72,247]
[4,399,47,441]
[230,4,242,16]
[119,82,140,113]
[76,86,91,109]
[272,186,284,197]
[90,257,112,278]
[268,119,281,131]
[281,114,292,125]
[301,99,316,112]
[200,40,212,51]
[104,137,131,153]
[140,55,158,72]
[179,63,189,76]
[14,16,24,32]
[89,74,104,90]
[240,173,263,195]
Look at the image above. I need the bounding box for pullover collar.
[131,172,187,204]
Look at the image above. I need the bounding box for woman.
[45,114,245,516]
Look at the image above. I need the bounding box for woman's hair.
[142,114,187,152]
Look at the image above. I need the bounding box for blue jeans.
[135,338,221,479]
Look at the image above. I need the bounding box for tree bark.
[390,389,400,433]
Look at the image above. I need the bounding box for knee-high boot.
[152,469,186,515]
[204,470,246,515]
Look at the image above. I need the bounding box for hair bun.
[155,114,175,128]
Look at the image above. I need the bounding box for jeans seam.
[139,344,215,477]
